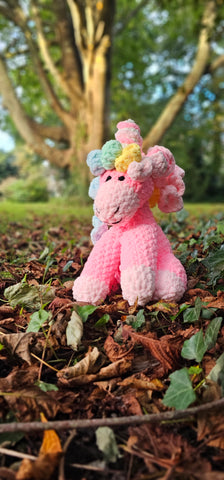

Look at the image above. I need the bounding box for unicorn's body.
[73,120,187,306]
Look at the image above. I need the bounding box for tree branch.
[29,121,69,143]
[209,54,224,73]
[143,0,217,150]
[0,56,71,167]
[0,397,224,434]
[30,1,71,98]
[1,1,72,127]
[114,0,151,35]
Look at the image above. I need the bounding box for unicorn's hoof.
[153,270,187,302]
[73,275,109,305]
[121,265,155,306]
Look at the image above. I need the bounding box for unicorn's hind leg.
[153,254,187,302]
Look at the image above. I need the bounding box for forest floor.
[0,200,224,480]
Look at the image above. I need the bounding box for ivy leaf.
[207,352,224,395]
[95,314,110,327]
[204,317,222,350]
[181,330,206,362]
[125,309,145,330]
[76,305,98,323]
[162,368,196,410]
[183,297,202,323]
[27,309,49,333]
[202,248,224,286]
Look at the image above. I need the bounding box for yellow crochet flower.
[115,143,142,172]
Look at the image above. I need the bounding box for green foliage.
[27,308,50,333]
[1,176,49,202]
[183,297,202,323]
[162,368,197,410]
[35,380,59,392]
[76,305,99,323]
[181,318,222,362]
[125,309,146,330]
[94,314,110,328]
[202,248,224,287]
[208,353,224,395]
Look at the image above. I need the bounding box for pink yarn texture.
[73,119,187,306]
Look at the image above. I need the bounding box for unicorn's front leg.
[73,228,120,305]
[120,224,158,306]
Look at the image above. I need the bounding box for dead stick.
[0,398,223,435]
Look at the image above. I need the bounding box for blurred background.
[0,0,223,204]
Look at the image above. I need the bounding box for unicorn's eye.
[106,175,112,182]
[118,175,125,181]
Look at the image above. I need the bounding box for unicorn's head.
[87,120,185,243]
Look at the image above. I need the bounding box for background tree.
[0,0,223,197]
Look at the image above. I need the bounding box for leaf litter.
[0,209,224,479]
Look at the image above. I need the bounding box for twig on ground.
[0,446,37,461]
[0,398,223,435]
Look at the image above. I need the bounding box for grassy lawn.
[0,198,93,231]
[1,199,223,233]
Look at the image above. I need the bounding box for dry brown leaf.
[197,381,224,449]
[118,374,164,391]
[206,290,224,309]
[57,346,105,379]
[121,392,142,415]
[1,332,38,365]
[16,414,62,480]
[122,325,180,373]
[0,467,16,480]
[57,358,132,387]
[104,335,134,362]
[0,305,14,318]
[146,301,178,315]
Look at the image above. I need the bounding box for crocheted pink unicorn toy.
[73,119,187,306]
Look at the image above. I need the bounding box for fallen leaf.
[197,380,224,449]
[1,332,38,365]
[96,427,121,463]
[122,325,180,373]
[57,358,132,386]
[16,414,62,480]
[66,310,83,351]
[4,282,55,311]
[118,374,164,391]
[146,301,179,315]
[104,335,134,362]
[39,413,62,455]
[57,347,105,379]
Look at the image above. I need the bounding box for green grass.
[0,199,223,229]
[0,198,92,226]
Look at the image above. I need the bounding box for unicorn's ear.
[127,157,152,181]
[87,149,105,176]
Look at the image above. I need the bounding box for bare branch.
[30,1,70,98]
[30,121,69,143]
[209,54,224,73]
[0,397,224,435]
[0,55,71,168]
[143,0,217,150]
